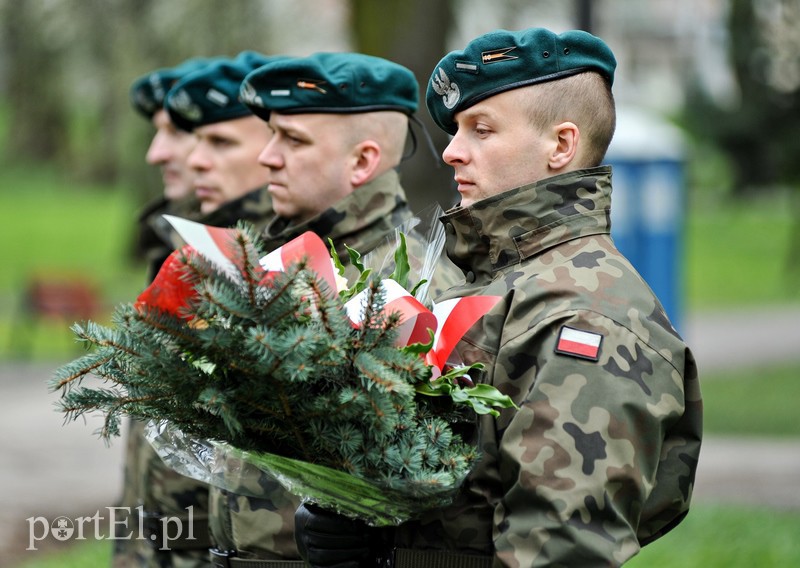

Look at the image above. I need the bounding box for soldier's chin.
[272,201,297,220]
[199,199,220,214]
[164,184,193,202]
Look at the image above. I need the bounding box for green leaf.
[332,239,373,301]
[451,384,518,418]
[345,242,366,274]
[414,365,518,417]
[328,238,346,277]
[400,328,434,357]
[415,379,452,396]
[389,233,411,290]
[409,278,428,298]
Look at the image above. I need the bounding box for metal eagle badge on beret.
[167,88,203,123]
[239,80,264,107]
[165,51,279,130]
[129,57,213,119]
[431,68,460,110]
[555,325,603,361]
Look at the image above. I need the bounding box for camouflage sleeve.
[209,455,302,558]
[492,310,696,567]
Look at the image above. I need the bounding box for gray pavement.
[1,304,799,564]
[0,364,126,565]
[681,305,800,511]
[682,304,800,376]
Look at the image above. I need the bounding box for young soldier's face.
[187,115,272,214]
[146,109,198,201]
[258,112,353,223]
[442,88,555,208]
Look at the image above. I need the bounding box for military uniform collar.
[263,169,412,258]
[440,166,613,280]
[198,185,273,228]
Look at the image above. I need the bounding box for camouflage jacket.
[135,194,200,283]
[165,185,275,248]
[135,186,275,283]
[262,169,462,300]
[210,170,462,560]
[393,167,703,566]
[115,185,275,567]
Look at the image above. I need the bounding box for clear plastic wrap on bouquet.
[145,421,467,527]
[360,202,448,308]
[53,208,516,527]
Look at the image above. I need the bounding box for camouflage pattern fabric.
[134,194,202,283]
[209,169,462,561]
[262,169,462,297]
[207,456,301,559]
[114,186,274,567]
[114,420,212,568]
[392,166,703,566]
[163,185,276,250]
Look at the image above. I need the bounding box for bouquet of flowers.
[51,215,514,525]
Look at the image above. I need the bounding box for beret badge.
[242,52,419,116]
[239,80,264,107]
[481,46,518,64]
[297,79,327,94]
[431,68,460,110]
[169,89,203,122]
[426,28,616,135]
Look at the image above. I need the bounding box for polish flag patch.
[555,326,603,361]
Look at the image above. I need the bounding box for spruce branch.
[51,222,513,511]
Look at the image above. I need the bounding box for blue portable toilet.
[605,107,687,333]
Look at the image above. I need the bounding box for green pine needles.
[51,223,495,495]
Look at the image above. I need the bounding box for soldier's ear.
[548,122,579,171]
[350,140,381,187]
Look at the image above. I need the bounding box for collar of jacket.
[263,169,413,258]
[440,166,613,280]
[198,185,274,228]
[165,185,274,249]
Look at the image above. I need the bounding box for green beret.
[129,58,211,119]
[165,51,281,131]
[426,28,616,134]
[240,52,418,120]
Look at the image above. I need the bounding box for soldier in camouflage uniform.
[294,28,703,568]
[128,58,212,284]
[241,52,462,295]
[188,52,463,567]
[117,58,212,568]
[116,52,279,568]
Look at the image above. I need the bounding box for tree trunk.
[351,0,458,213]
[1,2,70,163]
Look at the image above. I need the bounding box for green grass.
[3,165,800,567]
[0,166,146,299]
[0,166,147,360]
[702,362,800,437]
[14,504,800,568]
[684,190,799,310]
[15,538,111,568]
[626,504,800,567]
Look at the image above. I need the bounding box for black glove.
[295,503,392,568]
